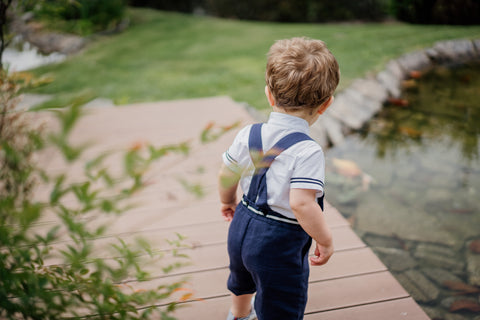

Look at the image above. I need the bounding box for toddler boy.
[218,37,340,320]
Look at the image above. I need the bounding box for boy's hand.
[221,202,237,222]
[310,242,334,266]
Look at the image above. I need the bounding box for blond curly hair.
[265,37,340,110]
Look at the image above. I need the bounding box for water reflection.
[326,63,480,318]
[362,63,480,163]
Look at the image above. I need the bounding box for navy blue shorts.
[227,202,312,320]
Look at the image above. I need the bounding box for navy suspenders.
[243,123,324,225]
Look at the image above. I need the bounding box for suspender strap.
[246,123,314,217]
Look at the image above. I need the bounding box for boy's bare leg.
[231,293,254,317]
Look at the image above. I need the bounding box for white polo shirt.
[222,112,325,219]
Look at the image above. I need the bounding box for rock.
[386,60,407,80]
[422,189,480,247]
[10,16,87,55]
[466,241,480,286]
[309,117,329,148]
[432,39,478,64]
[469,239,480,254]
[377,70,401,98]
[327,90,374,130]
[344,87,383,114]
[315,112,345,146]
[355,191,457,246]
[29,32,87,55]
[473,39,480,58]
[349,78,389,104]
[396,50,432,74]
[20,11,35,22]
[396,269,440,303]
[374,247,417,272]
[421,306,445,320]
[445,314,469,320]
[425,47,442,63]
[424,188,452,204]
[364,233,407,249]
[422,268,463,288]
[441,296,480,312]
[353,88,384,115]
[414,243,465,275]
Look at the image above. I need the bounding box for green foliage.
[128,0,197,13]
[21,0,128,34]
[130,0,390,22]
[392,0,480,25]
[193,0,390,22]
[305,0,391,22]
[200,121,240,144]
[0,71,191,319]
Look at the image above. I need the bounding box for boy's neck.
[272,105,320,126]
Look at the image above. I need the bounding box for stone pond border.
[309,38,480,149]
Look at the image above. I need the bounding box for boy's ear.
[265,86,275,107]
[317,96,334,115]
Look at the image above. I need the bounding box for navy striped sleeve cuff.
[290,177,324,188]
[224,150,238,164]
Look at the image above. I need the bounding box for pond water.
[325,62,480,319]
[3,36,65,72]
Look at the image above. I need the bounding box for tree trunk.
[0,0,13,71]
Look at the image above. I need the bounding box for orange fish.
[409,70,422,79]
[388,98,409,107]
[398,126,422,138]
[332,158,362,178]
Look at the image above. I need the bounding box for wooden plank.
[42,220,365,270]
[129,269,407,310]
[306,272,409,313]
[324,201,351,227]
[309,247,386,281]
[172,296,431,320]
[172,295,232,319]
[140,245,385,281]
[44,221,363,266]
[171,295,232,319]
[305,297,430,320]
[69,97,252,151]
[327,225,365,252]
[157,271,410,318]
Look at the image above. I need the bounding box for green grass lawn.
[29,7,480,110]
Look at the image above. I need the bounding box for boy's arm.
[218,163,240,222]
[290,188,333,266]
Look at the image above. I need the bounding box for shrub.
[22,0,128,34]
[203,0,390,22]
[128,0,198,13]
[0,70,191,319]
[392,0,480,25]
[127,0,390,22]
[306,0,391,22]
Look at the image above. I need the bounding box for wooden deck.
[38,96,430,319]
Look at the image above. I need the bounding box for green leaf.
[101,199,114,212]
[50,174,66,203]
[46,225,60,242]
[19,203,42,228]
